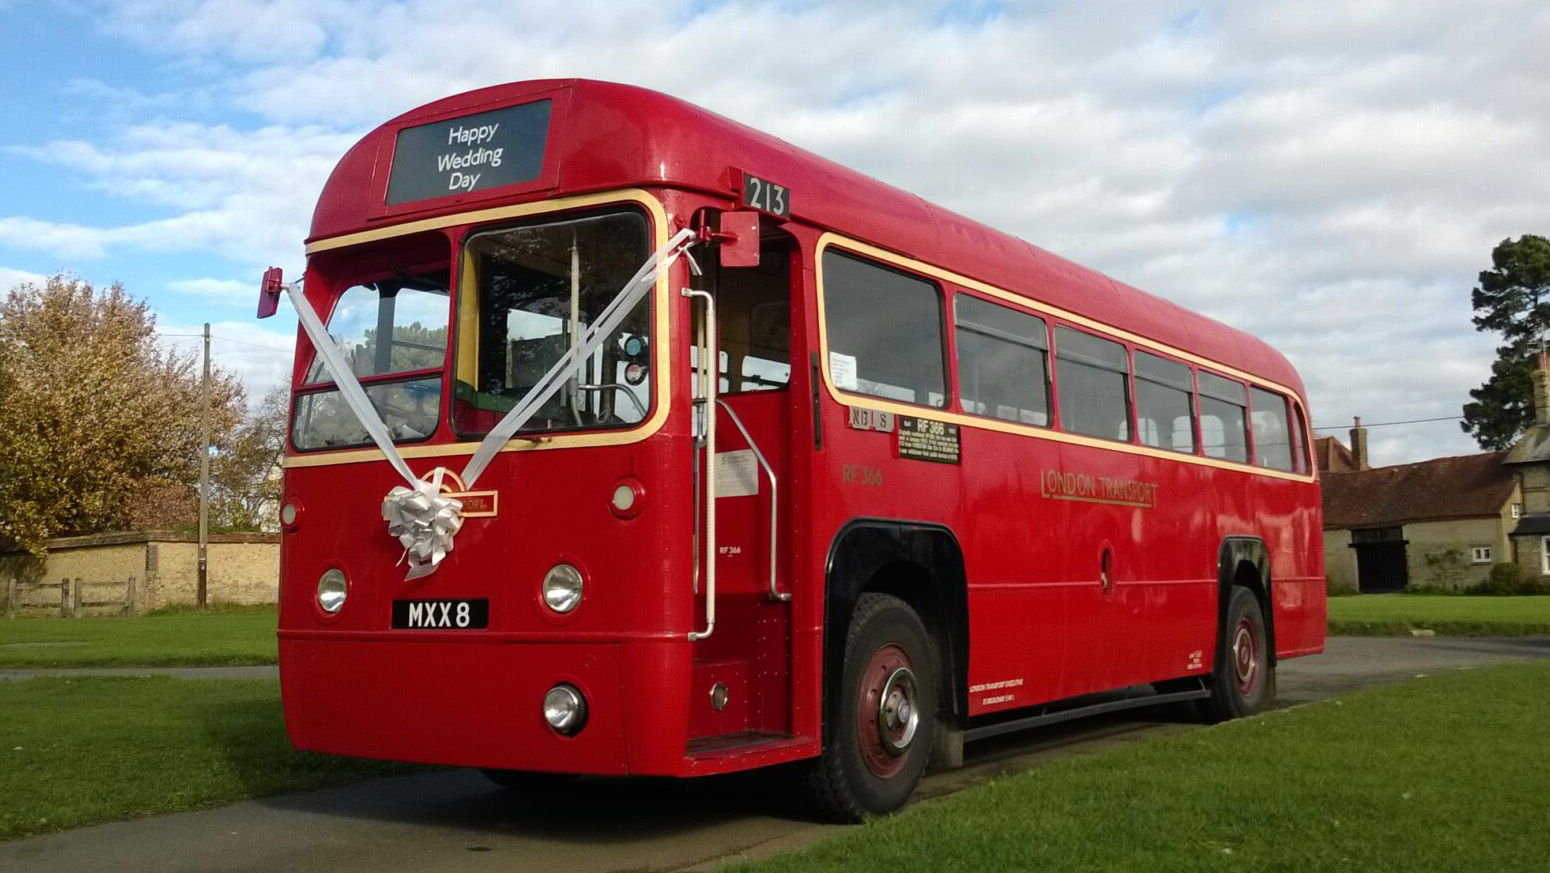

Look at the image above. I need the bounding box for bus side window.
[1250,387,1295,471]
[1292,402,1312,473]
[1134,351,1195,453]
[1198,372,1249,462]
[1054,327,1131,442]
[954,294,1050,426]
[822,250,947,408]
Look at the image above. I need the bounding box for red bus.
[267,79,1324,820]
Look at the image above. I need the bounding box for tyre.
[480,769,580,792]
[1201,586,1273,722]
[804,592,937,822]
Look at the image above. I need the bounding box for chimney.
[1534,351,1550,427]
[1350,416,1369,471]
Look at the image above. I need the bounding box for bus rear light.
[317,568,348,614]
[543,684,587,735]
[542,564,584,613]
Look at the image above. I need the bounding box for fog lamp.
[542,564,583,614]
[543,684,587,735]
[317,568,348,614]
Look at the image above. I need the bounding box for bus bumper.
[278,635,687,776]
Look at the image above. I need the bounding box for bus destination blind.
[385,100,552,205]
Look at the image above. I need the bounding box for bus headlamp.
[317,568,348,614]
[542,564,584,614]
[543,684,587,735]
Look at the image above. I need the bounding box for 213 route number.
[742,172,790,219]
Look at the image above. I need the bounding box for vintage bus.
[267,79,1324,821]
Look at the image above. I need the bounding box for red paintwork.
[279,79,1324,777]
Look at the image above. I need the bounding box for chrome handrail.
[715,399,788,602]
[683,288,717,641]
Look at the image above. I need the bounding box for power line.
[161,332,293,354]
[1311,415,1463,431]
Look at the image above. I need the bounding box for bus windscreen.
[385,99,551,205]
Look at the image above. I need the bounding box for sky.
[1,0,1547,466]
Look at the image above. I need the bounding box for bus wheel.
[480,769,580,792]
[805,593,936,822]
[1202,586,1272,722]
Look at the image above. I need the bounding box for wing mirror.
[258,266,284,318]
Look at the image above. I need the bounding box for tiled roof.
[1322,451,1516,529]
[1314,436,1360,472]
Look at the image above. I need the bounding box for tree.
[210,378,289,531]
[1462,235,1550,450]
[0,274,244,552]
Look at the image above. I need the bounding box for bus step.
[686,730,796,758]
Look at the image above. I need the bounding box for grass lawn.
[0,676,418,841]
[728,660,1550,873]
[1327,594,1550,636]
[0,608,278,668]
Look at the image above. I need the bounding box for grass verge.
[728,660,1550,873]
[1327,594,1550,636]
[0,609,277,667]
[0,676,417,841]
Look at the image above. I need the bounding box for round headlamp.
[543,684,587,735]
[542,564,584,614]
[317,568,348,614]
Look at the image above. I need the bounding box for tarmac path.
[3,635,1547,873]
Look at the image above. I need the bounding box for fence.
[4,577,137,617]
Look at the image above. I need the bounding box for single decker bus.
[264,79,1324,821]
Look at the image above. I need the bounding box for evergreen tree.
[1462,235,1550,449]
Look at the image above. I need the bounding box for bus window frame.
[817,246,952,412]
[950,289,1053,428]
[1132,347,1199,455]
[289,262,457,454]
[448,203,660,442]
[1051,322,1135,445]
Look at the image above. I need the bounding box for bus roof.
[311,79,1304,398]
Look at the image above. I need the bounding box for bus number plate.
[391,599,489,629]
[741,171,790,219]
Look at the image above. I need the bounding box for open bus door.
[686,217,799,752]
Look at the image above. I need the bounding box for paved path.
[3,636,1547,873]
[0,665,278,682]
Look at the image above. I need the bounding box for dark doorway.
[1351,526,1408,592]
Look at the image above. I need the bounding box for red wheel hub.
[855,644,919,779]
[1232,617,1259,696]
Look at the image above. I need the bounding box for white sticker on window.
[715,450,759,498]
[829,351,858,391]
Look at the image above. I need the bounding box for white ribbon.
[284,226,698,580]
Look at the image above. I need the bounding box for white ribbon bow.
[282,227,698,580]
[382,469,464,581]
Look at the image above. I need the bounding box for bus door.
[687,224,798,748]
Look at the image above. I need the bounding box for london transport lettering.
[1039,469,1159,508]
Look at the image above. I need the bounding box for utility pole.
[198,322,211,609]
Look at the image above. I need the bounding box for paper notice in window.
[829,352,858,391]
[715,450,759,498]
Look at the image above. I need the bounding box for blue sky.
[2,0,1549,464]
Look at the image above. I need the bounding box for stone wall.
[1404,516,1509,590]
[1,532,278,614]
[1324,528,1357,592]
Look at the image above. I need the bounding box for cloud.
[12,0,1550,466]
[167,277,255,304]
[157,316,296,402]
[0,266,49,292]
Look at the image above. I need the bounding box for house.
[1322,420,1522,592]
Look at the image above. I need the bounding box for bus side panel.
[1267,481,1326,658]
[959,425,1070,713]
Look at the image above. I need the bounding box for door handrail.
[684,288,717,641]
[715,399,789,602]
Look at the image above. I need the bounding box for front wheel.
[804,593,937,822]
[1201,586,1273,722]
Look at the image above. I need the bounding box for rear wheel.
[1201,586,1272,722]
[804,593,937,822]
